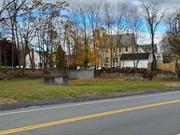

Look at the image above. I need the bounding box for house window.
[113,58,115,63]
[105,63,108,66]
[125,47,128,52]
[116,58,118,63]
[105,57,109,63]
[113,48,116,53]
[148,49,152,52]
[106,49,108,53]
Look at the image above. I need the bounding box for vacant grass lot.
[0,79,180,104]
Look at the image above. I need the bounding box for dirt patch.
[0,69,52,80]
[0,97,17,105]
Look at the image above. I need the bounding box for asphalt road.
[0,91,180,135]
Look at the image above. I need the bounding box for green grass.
[0,79,180,103]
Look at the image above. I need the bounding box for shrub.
[97,67,149,74]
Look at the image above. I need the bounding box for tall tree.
[18,2,38,69]
[140,0,165,70]
[0,0,14,22]
[4,0,27,68]
[55,45,67,71]
[78,5,89,68]
[114,2,127,67]
[102,2,115,67]
[86,2,102,69]
[126,4,142,67]
[162,10,180,63]
[33,0,69,69]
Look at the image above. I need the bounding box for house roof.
[120,53,150,61]
[138,44,157,53]
[102,33,136,48]
[109,33,136,47]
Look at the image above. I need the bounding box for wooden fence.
[157,63,180,72]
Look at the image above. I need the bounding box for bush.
[142,70,154,79]
[96,67,156,79]
[97,67,149,74]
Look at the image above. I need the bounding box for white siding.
[25,52,41,69]
[121,60,149,68]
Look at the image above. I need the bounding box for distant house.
[96,32,161,69]
[25,49,47,69]
[110,33,137,53]
[120,53,151,68]
[138,44,163,63]
[99,33,137,67]
[98,34,159,68]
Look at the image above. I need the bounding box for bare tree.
[140,0,165,70]
[0,0,14,22]
[76,5,89,68]
[86,2,102,69]
[0,0,69,70]
[33,0,68,69]
[68,8,80,69]
[18,3,38,70]
[126,4,142,68]
[0,0,20,66]
[102,2,115,67]
[162,10,180,63]
[62,20,74,69]
[4,0,27,68]
[114,2,127,67]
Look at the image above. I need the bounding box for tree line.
[0,0,179,71]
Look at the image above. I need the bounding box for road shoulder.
[0,87,180,111]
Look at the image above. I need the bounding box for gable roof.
[138,44,157,53]
[102,33,136,48]
[109,33,136,47]
[120,53,150,61]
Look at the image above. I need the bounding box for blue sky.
[23,0,180,44]
[140,21,168,33]
[0,0,177,45]
[64,0,179,44]
[68,9,169,45]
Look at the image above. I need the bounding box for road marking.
[0,96,133,116]
[0,99,180,135]
[0,91,179,116]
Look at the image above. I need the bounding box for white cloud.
[137,32,165,45]
[43,0,180,9]
[40,0,180,45]
[42,0,180,14]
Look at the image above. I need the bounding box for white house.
[25,49,46,69]
[120,53,151,68]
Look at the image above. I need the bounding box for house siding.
[121,60,149,68]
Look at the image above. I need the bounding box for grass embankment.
[0,79,180,104]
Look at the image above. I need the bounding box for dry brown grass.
[0,97,17,105]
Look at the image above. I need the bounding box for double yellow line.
[0,99,180,135]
